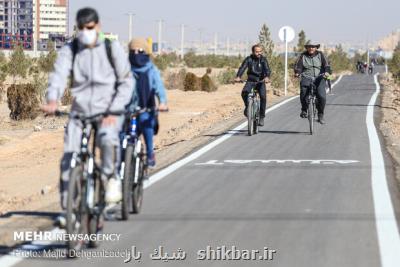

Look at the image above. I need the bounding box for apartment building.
[0,0,68,50]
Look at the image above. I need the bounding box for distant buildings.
[0,0,68,50]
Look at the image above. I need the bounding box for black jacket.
[294,51,332,75]
[236,55,271,82]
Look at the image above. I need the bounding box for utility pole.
[157,19,163,55]
[180,24,185,59]
[127,13,135,42]
[214,33,218,55]
[226,37,230,56]
[198,28,203,55]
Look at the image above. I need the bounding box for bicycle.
[236,80,265,136]
[300,73,326,135]
[119,109,147,220]
[65,112,121,253]
[119,107,168,220]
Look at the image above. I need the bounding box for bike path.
[10,73,400,266]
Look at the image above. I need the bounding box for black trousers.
[300,78,326,115]
[241,82,267,118]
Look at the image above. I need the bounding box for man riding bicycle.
[234,44,271,127]
[42,8,134,221]
[294,42,332,124]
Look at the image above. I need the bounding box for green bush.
[152,53,180,71]
[389,43,400,83]
[328,45,352,73]
[184,51,243,68]
[217,68,237,84]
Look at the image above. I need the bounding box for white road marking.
[195,159,360,166]
[368,73,400,267]
[0,76,344,267]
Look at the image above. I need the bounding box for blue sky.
[69,0,400,45]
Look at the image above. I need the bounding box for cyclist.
[42,8,134,217]
[128,38,168,167]
[294,42,332,124]
[368,61,374,74]
[234,44,271,127]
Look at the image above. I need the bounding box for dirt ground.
[379,74,400,189]
[0,78,296,246]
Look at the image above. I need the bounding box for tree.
[38,40,57,73]
[258,23,285,90]
[328,45,352,73]
[258,23,274,59]
[389,42,400,83]
[296,30,308,52]
[0,51,8,85]
[8,45,30,83]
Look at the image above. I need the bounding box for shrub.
[165,68,186,90]
[7,84,39,120]
[201,73,217,92]
[183,72,201,91]
[218,68,237,84]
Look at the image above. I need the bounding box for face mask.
[129,52,150,67]
[78,29,97,46]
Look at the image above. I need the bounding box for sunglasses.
[78,24,96,30]
[305,46,318,48]
[130,48,145,54]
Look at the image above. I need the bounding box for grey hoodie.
[47,38,135,116]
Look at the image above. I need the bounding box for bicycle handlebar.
[234,80,268,84]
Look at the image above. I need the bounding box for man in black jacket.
[235,44,271,126]
[294,43,332,124]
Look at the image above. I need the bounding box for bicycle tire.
[66,164,88,255]
[308,98,314,135]
[121,144,134,220]
[253,100,259,134]
[247,98,253,136]
[131,141,144,214]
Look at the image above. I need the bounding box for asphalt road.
[4,70,400,266]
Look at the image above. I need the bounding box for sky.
[69,0,400,47]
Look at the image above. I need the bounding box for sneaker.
[258,117,265,126]
[243,107,248,117]
[54,214,67,229]
[300,110,307,118]
[105,177,122,204]
[318,114,325,124]
[147,153,156,168]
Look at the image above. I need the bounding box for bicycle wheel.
[88,169,105,248]
[131,140,144,214]
[121,144,134,220]
[66,164,88,254]
[247,99,254,136]
[308,97,314,135]
[253,100,259,134]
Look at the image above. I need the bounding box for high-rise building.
[0,0,68,50]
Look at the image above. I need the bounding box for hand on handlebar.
[158,103,169,112]
[42,100,58,115]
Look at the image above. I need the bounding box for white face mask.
[78,29,97,46]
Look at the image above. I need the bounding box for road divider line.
[368,73,400,267]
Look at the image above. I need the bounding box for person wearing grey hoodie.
[42,8,135,217]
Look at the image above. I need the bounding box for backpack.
[69,38,118,113]
[70,38,116,81]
